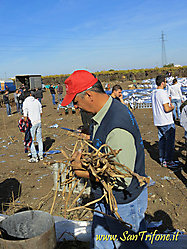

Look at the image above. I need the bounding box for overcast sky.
[0,0,187,79]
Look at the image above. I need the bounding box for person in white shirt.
[151,75,178,169]
[23,91,43,163]
[168,78,183,120]
[180,101,187,167]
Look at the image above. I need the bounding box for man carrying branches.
[61,70,148,249]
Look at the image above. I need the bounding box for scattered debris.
[147,176,156,186]
[161,176,176,180]
[49,124,59,128]
[56,118,63,121]
[46,150,61,155]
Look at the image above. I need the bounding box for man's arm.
[22,101,28,121]
[106,128,136,187]
[163,103,174,113]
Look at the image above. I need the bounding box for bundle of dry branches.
[47,131,150,228]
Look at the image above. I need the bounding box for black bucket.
[0,210,56,249]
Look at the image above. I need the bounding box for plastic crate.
[52,162,91,195]
[137,102,152,109]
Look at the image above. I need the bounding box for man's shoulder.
[154,89,167,97]
[110,98,128,113]
[32,98,41,105]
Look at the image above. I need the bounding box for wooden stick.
[67,206,132,229]
[69,181,88,209]
[60,148,69,159]
[66,178,80,206]
[50,169,61,214]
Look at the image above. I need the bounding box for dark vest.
[90,98,146,204]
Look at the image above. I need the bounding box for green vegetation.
[42,66,187,83]
[163,63,174,68]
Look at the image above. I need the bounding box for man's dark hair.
[89,80,105,93]
[112,84,122,92]
[173,78,177,84]
[27,89,35,97]
[156,75,166,86]
[30,91,35,97]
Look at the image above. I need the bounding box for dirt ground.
[0,83,186,239]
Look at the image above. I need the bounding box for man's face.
[163,79,167,88]
[114,89,122,98]
[73,93,93,113]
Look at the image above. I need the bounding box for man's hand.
[119,95,125,104]
[79,133,90,140]
[163,103,174,113]
[71,151,90,178]
[71,151,83,170]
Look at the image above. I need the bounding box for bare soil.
[0,84,186,239]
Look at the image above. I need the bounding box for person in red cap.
[61,70,99,107]
[62,70,148,248]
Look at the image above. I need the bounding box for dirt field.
[0,84,186,238]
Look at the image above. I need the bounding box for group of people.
[2,84,44,163]
[167,78,184,121]
[21,83,64,163]
[59,70,186,248]
[3,84,44,117]
[22,90,43,163]
[2,71,186,248]
[49,83,63,105]
[152,76,186,170]
[3,84,26,116]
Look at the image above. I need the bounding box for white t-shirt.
[151,89,174,126]
[167,83,183,100]
[180,105,187,131]
[23,96,42,125]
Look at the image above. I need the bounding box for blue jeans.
[19,103,23,114]
[171,99,181,120]
[30,122,43,158]
[91,188,148,249]
[5,103,11,116]
[16,103,19,112]
[58,93,62,103]
[51,94,56,105]
[157,123,175,163]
